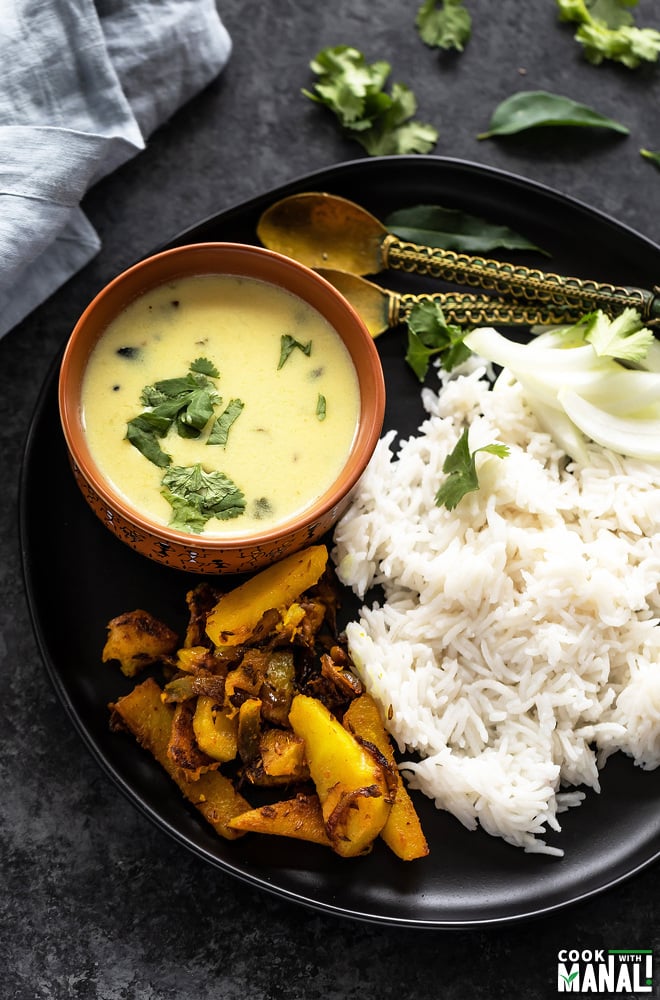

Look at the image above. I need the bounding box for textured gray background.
[2,1,660,997]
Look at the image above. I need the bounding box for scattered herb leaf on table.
[641,149,660,169]
[416,0,472,52]
[557,0,660,67]
[478,90,629,138]
[303,45,438,155]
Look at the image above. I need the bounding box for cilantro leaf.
[162,464,246,532]
[435,428,509,511]
[316,394,327,421]
[303,45,438,156]
[178,386,219,432]
[125,415,172,468]
[582,308,654,362]
[278,334,312,369]
[128,360,221,465]
[557,0,660,67]
[190,357,220,377]
[405,301,472,381]
[416,0,472,53]
[207,399,245,447]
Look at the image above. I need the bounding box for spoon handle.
[392,291,586,328]
[383,235,660,323]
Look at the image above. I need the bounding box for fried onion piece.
[109,678,249,839]
[302,648,363,713]
[102,609,178,677]
[183,583,221,648]
[192,696,238,763]
[259,650,295,726]
[162,670,226,704]
[167,700,219,780]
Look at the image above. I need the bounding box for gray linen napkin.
[0,0,232,338]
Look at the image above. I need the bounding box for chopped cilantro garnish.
[435,427,509,510]
[416,0,472,53]
[316,394,327,421]
[207,399,245,447]
[303,45,438,155]
[162,464,246,532]
[581,308,654,362]
[278,335,312,369]
[127,358,221,464]
[405,301,472,381]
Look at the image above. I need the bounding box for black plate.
[20,156,660,928]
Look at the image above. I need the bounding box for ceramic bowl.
[58,242,385,575]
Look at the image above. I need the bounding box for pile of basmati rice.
[332,364,660,855]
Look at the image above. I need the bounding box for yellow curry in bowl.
[82,273,360,537]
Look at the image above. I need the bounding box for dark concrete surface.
[2,1,659,997]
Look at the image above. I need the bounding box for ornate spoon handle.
[383,235,660,323]
[392,291,586,329]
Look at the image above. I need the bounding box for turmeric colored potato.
[205,545,328,646]
[288,693,392,857]
[343,694,429,861]
[192,695,238,763]
[102,609,178,677]
[228,793,331,846]
[243,728,309,786]
[109,678,249,840]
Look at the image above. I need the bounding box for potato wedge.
[102,609,178,677]
[205,545,328,646]
[343,694,429,861]
[243,728,309,786]
[109,678,249,839]
[228,793,331,846]
[288,693,392,857]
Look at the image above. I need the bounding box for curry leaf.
[479,91,629,139]
[303,46,438,156]
[385,204,548,255]
[416,0,472,52]
[557,0,660,67]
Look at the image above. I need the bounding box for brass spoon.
[316,269,587,337]
[258,192,660,323]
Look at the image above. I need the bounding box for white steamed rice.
[332,364,660,855]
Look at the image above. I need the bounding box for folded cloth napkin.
[0,0,231,338]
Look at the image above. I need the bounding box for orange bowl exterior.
[58,243,385,574]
